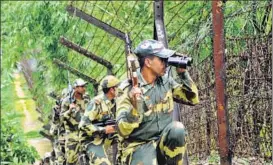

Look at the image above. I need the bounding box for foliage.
[1,116,40,164]
[1,73,39,164]
[2,1,271,115]
[1,1,271,162]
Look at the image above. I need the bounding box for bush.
[1,74,39,164]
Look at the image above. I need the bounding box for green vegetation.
[2,1,271,115]
[1,1,271,164]
[1,73,39,164]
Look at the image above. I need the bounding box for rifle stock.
[127,54,144,121]
[125,33,143,119]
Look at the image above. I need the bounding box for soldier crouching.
[79,75,120,165]
[116,39,199,165]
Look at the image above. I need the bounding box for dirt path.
[14,73,52,163]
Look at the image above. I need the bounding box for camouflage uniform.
[50,102,66,165]
[52,88,69,165]
[116,40,199,165]
[40,152,55,165]
[49,91,65,165]
[61,79,89,165]
[54,141,66,165]
[79,75,120,165]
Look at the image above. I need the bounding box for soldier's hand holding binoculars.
[176,67,187,73]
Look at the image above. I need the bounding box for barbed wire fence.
[57,1,272,164]
[179,1,272,164]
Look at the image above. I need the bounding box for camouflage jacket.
[79,94,116,141]
[61,92,88,134]
[50,105,62,134]
[116,70,199,142]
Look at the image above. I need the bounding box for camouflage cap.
[73,78,87,87]
[101,75,120,89]
[134,39,175,58]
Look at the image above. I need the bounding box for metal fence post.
[212,1,232,164]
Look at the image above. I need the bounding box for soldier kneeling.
[79,75,120,165]
[116,40,199,165]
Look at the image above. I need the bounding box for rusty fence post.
[212,1,232,164]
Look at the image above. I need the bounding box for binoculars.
[167,53,193,69]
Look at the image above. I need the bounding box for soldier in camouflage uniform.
[116,39,199,165]
[50,88,69,165]
[49,95,62,165]
[79,75,120,165]
[61,79,90,165]
[40,152,54,165]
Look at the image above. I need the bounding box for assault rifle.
[92,118,116,139]
[93,119,116,128]
[125,36,145,122]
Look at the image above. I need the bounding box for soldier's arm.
[79,100,105,136]
[51,107,59,124]
[171,70,199,105]
[60,98,70,119]
[116,87,140,138]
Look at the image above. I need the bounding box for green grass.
[25,131,42,139]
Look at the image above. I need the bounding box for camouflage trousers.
[65,132,80,165]
[54,139,66,165]
[119,122,187,165]
[84,137,113,165]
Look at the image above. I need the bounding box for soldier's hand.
[105,125,115,134]
[176,67,187,73]
[129,87,142,108]
[69,103,77,112]
[69,103,76,109]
